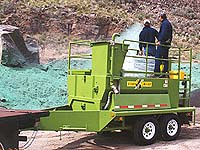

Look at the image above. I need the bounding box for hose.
[19,130,38,149]
[0,142,5,150]
[104,82,120,110]
[104,91,113,110]
[104,33,121,110]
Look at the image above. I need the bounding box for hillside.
[0,0,199,61]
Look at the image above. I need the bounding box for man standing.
[139,19,158,56]
[154,13,173,75]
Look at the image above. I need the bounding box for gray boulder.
[0,25,39,67]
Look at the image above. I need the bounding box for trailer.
[0,108,49,149]
[39,34,195,145]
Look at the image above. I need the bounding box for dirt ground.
[18,108,200,150]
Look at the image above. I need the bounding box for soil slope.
[0,0,199,61]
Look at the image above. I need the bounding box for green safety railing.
[68,40,91,75]
[122,40,192,76]
[122,39,192,107]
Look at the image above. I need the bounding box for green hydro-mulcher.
[39,33,195,145]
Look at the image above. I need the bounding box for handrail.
[68,39,192,79]
[69,40,91,45]
[112,33,120,41]
[70,54,92,58]
[68,40,92,72]
[188,48,192,106]
[126,55,170,61]
[122,39,192,70]
[122,39,182,48]
[121,38,192,107]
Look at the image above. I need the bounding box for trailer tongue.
[0,108,49,149]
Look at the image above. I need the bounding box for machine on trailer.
[40,34,195,145]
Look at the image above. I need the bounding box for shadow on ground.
[55,124,200,150]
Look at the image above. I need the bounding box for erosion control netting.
[0,59,91,110]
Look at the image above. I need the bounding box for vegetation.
[0,0,199,58]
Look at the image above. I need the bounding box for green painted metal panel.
[76,75,93,98]
[168,79,179,108]
[70,70,92,75]
[69,97,100,110]
[91,42,110,76]
[91,42,128,76]
[68,75,76,96]
[68,75,109,110]
[114,107,195,117]
[114,94,170,110]
[93,76,109,100]
[39,110,115,132]
[120,77,169,93]
[112,43,128,77]
[39,107,195,132]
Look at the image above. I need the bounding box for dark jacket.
[139,26,158,51]
[158,18,173,45]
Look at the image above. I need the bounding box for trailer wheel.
[133,117,158,145]
[160,114,181,141]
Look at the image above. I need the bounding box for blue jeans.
[144,45,156,57]
[154,46,169,73]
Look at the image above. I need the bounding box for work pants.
[144,45,156,57]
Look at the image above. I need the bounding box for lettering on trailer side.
[127,80,152,88]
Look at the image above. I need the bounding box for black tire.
[160,114,181,141]
[133,117,158,145]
